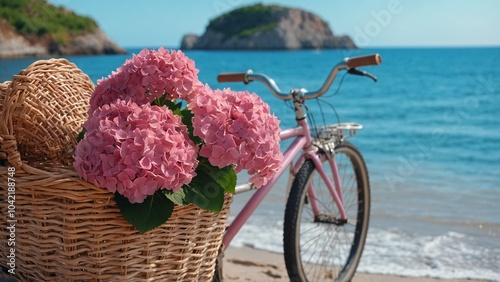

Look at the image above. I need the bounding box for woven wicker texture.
[3,58,94,165]
[0,166,232,281]
[0,81,9,161]
[0,59,232,281]
[0,80,9,111]
[0,168,231,281]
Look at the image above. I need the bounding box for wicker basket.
[0,59,231,281]
[1,59,95,165]
[0,80,9,112]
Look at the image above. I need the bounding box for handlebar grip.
[346,54,382,68]
[217,72,247,83]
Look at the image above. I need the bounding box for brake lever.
[348,68,378,82]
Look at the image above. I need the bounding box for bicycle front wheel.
[283,142,370,282]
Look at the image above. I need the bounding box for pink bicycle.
[216,54,382,282]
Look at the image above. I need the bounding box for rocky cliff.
[0,0,126,58]
[181,4,356,50]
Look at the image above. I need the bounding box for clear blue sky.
[49,0,500,48]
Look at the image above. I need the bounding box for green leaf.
[199,158,237,194]
[77,128,86,142]
[114,191,174,234]
[183,183,225,213]
[151,96,164,107]
[183,159,237,212]
[180,108,203,145]
[164,99,183,115]
[164,189,188,206]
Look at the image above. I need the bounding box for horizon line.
[120,44,500,50]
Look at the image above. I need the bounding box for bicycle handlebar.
[216,72,247,83]
[346,54,382,68]
[217,53,382,100]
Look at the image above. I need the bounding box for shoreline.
[222,246,493,282]
[0,245,493,281]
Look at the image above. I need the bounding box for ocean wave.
[229,218,500,281]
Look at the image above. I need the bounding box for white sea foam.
[228,215,500,281]
[360,227,500,280]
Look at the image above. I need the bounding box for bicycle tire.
[283,141,370,282]
[212,263,221,282]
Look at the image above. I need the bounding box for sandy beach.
[0,246,492,281]
[222,246,492,282]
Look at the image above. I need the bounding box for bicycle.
[215,53,382,282]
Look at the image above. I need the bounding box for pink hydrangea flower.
[189,85,283,187]
[75,100,198,204]
[89,48,201,114]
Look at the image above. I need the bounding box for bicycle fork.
[291,89,348,224]
[304,150,348,224]
[286,126,348,224]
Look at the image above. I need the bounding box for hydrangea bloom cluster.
[88,48,200,114]
[189,85,283,187]
[74,100,198,203]
[76,48,283,208]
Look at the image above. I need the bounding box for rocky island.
[181,4,356,50]
[0,0,126,58]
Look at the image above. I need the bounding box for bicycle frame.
[216,53,381,282]
[222,117,348,249]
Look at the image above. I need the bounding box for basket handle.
[0,81,9,162]
[0,69,47,174]
[0,78,22,168]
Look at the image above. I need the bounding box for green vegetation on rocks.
[207,3,284,38]
[182,3,358,50]
[0,0,97,43]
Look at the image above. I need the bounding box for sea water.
[1,47,499,280]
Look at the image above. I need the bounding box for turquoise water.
[1,47,499,280]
